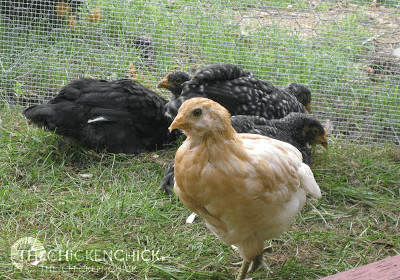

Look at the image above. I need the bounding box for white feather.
[298,163,321,199]
[186,212,197,224]
[87,116,109,123]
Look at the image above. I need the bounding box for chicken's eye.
[174,78,182,84]
[192,108,202,117]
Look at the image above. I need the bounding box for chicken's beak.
[156,81,167,89]
[318,128,329,149]
[169,114,185,133]
[306,104,311,114]
[157,73,171,89]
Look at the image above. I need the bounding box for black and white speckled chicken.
[282,82,312,113]
[23,78,177,154]
[157,63,311,120]
[160,112,328,196]
[158,69,312,113]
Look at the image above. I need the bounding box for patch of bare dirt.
[234,3,400,42]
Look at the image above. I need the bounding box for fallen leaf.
[30,260,41,266]
[79,173,93,179]
[15,168,25,178]
[64,165,80,172]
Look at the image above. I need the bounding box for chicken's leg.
[233,246,272,271]
[248,252,270,273]
[236,260,250,280]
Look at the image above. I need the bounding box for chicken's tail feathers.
[22,102,84,137]
[298,163,321,199]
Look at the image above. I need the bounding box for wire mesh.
[1,0,399,144]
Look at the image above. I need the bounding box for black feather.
[23,78,178,154]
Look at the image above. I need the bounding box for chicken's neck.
[187,129,245,162]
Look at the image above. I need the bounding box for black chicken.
[230,113,328,162]
[157,70,191,96]
[160,112,328,196]
[157,64,312,120]
[23,78,178,154]
[133,34,156,65]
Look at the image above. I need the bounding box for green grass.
[1,105,399,279]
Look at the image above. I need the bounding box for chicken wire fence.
[1,0,399,145]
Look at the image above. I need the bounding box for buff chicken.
[169,97,321,280]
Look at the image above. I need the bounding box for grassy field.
[1,104,399,279]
